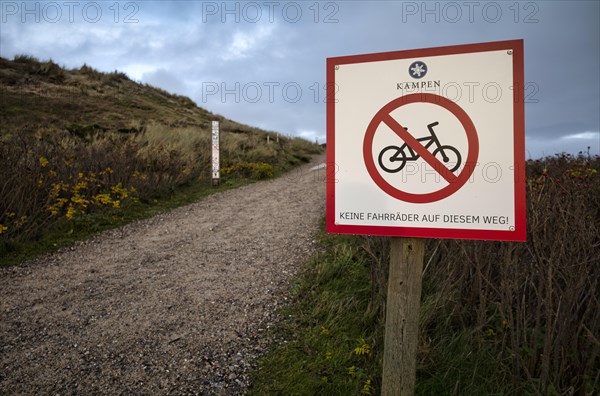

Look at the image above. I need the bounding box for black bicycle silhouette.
[378,122,462,173]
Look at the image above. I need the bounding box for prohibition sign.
[363,93,479,203]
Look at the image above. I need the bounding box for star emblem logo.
[409,61,427,79]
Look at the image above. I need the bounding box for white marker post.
[211,121,220,186]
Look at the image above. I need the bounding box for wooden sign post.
[326,41,525,395]
[382,237,425,396]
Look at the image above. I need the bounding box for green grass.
[248,228,383,396]
[248,222,541,396]
[416,285,523,395]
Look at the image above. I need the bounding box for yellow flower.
[65,205,76,220]
[353,338,371,356]
[39,156,49,167]
[71,195,89,208]
[71,181,87,193]
[51,182,70,192]
[47,197,69,216]
[361,378,374,395]
[93,193,112,206]
[0,224,8,234]
[112,200,120,209]
[111,183,131,200]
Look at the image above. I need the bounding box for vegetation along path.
[1,155,326,395]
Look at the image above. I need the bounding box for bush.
[104,70,130,86]
[79,64,103,80]
[221,162,274,179]
[13,54,40,64]
[0,127,207,247]
[359,153,599,394]
[35,60,65,82]
[0,121,316,253]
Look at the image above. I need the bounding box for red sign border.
[326,40,526,242]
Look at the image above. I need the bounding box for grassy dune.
[0,55,323,264]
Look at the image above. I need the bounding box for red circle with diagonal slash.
[363,93,479,203]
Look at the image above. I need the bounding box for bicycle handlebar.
[427,122,439,133]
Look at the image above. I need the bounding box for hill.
[0,55,323,260]
[2,55,258,135]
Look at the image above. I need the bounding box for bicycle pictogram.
[377,121,462,173]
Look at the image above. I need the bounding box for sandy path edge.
[1,154,326,395]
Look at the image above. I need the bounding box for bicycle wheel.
[432,145,462,173]
[378,145,407,173]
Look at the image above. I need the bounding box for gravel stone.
[0,155,326,395]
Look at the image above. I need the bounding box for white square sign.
[326,40,526,241]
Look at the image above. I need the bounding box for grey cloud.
[1,1,597,158]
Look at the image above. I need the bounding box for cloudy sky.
[1,0,598,158]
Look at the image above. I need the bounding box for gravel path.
[1,155,326,395]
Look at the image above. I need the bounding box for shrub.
[104,70,130,86]
[246,144,278,164]
[13,54,40,64]
[0,122,305,252]
[79,64,103,80]
[0,127,205,248]
[359,153,599,394]
[35,60,66,82]
[221,162,274,179]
